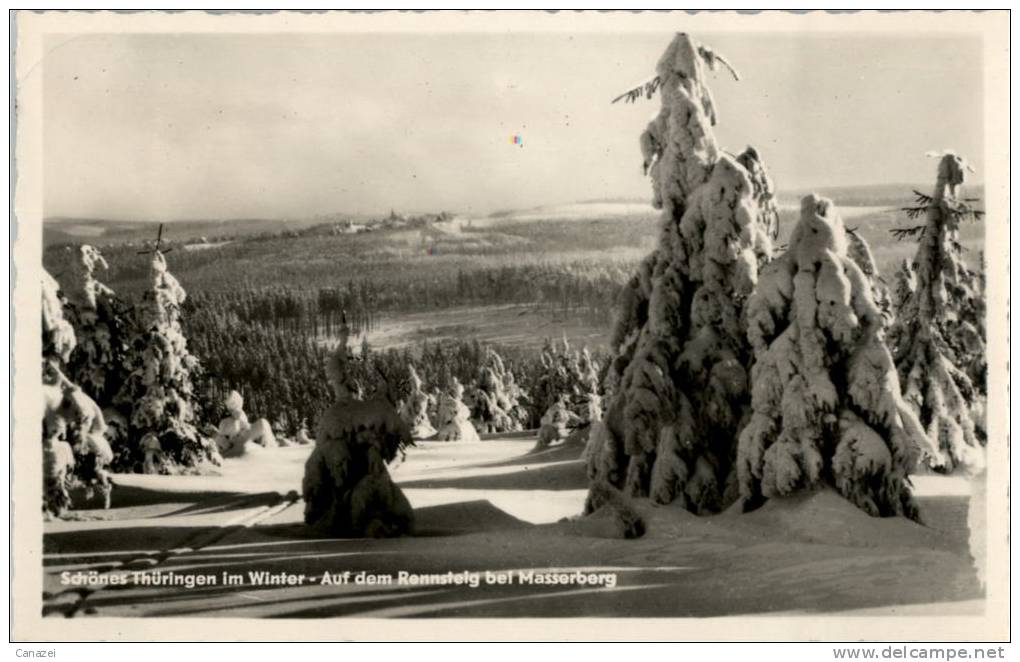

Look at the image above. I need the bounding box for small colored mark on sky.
[511,134,524,147]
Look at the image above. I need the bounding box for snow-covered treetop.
[615,32,738,115]
[656,32,720,126]
[150,252,187,309]
[638,33,745,216]
[482,347,507,376]
[325,340,361,402]
[930,151,973,201]
[791,195,847,267]
[70,245,114,310]
[136,250,190,337]
[79,245,108,274]
[225,390,245,415]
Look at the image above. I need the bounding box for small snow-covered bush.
[435,378,481,442]
[535,396,580,448]
[534,338,602,434]
[468,348,529,434]
[215,390,277,458]
[303,330,414,537]
[399,365,437,439]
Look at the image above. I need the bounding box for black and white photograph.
[10,9,1011,644]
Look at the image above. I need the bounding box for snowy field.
[359,303,610,352]
[43,437,982,619]
[485,202,658,223]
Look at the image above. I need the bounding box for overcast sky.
[42,31,983,221]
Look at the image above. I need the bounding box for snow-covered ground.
[43,437,983,619]
[776,203,894,220]
[58,224,107,237]
[357,303,610,352]
[490,202,658,223]
[182,240,234,251]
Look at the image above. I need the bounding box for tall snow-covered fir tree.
[114,251,207,471]
[63,245,134,411]
[587,33,777,515]
[887,152,986,472]
[42,269,79,516]
[737,194,941,520]
[42,270,114,516]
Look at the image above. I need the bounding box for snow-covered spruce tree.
[41,271,114,516]
[534,340,603,449]
[535,339,602,424]
[114,251,209,472]
[887,153,986,472]
[42,270,78,516]
[435,378,480,442]
[63,245,134,406]
[61,245,136,459]
[468,348,529,434]
[534,338,572,415]
[587,33,777,515]
[502,363,531,428]
[302,328,414,537]
[736,195,941,520]
[563,345,604,447]
[399,365,437,439]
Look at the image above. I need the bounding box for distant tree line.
[185,299,611,436]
